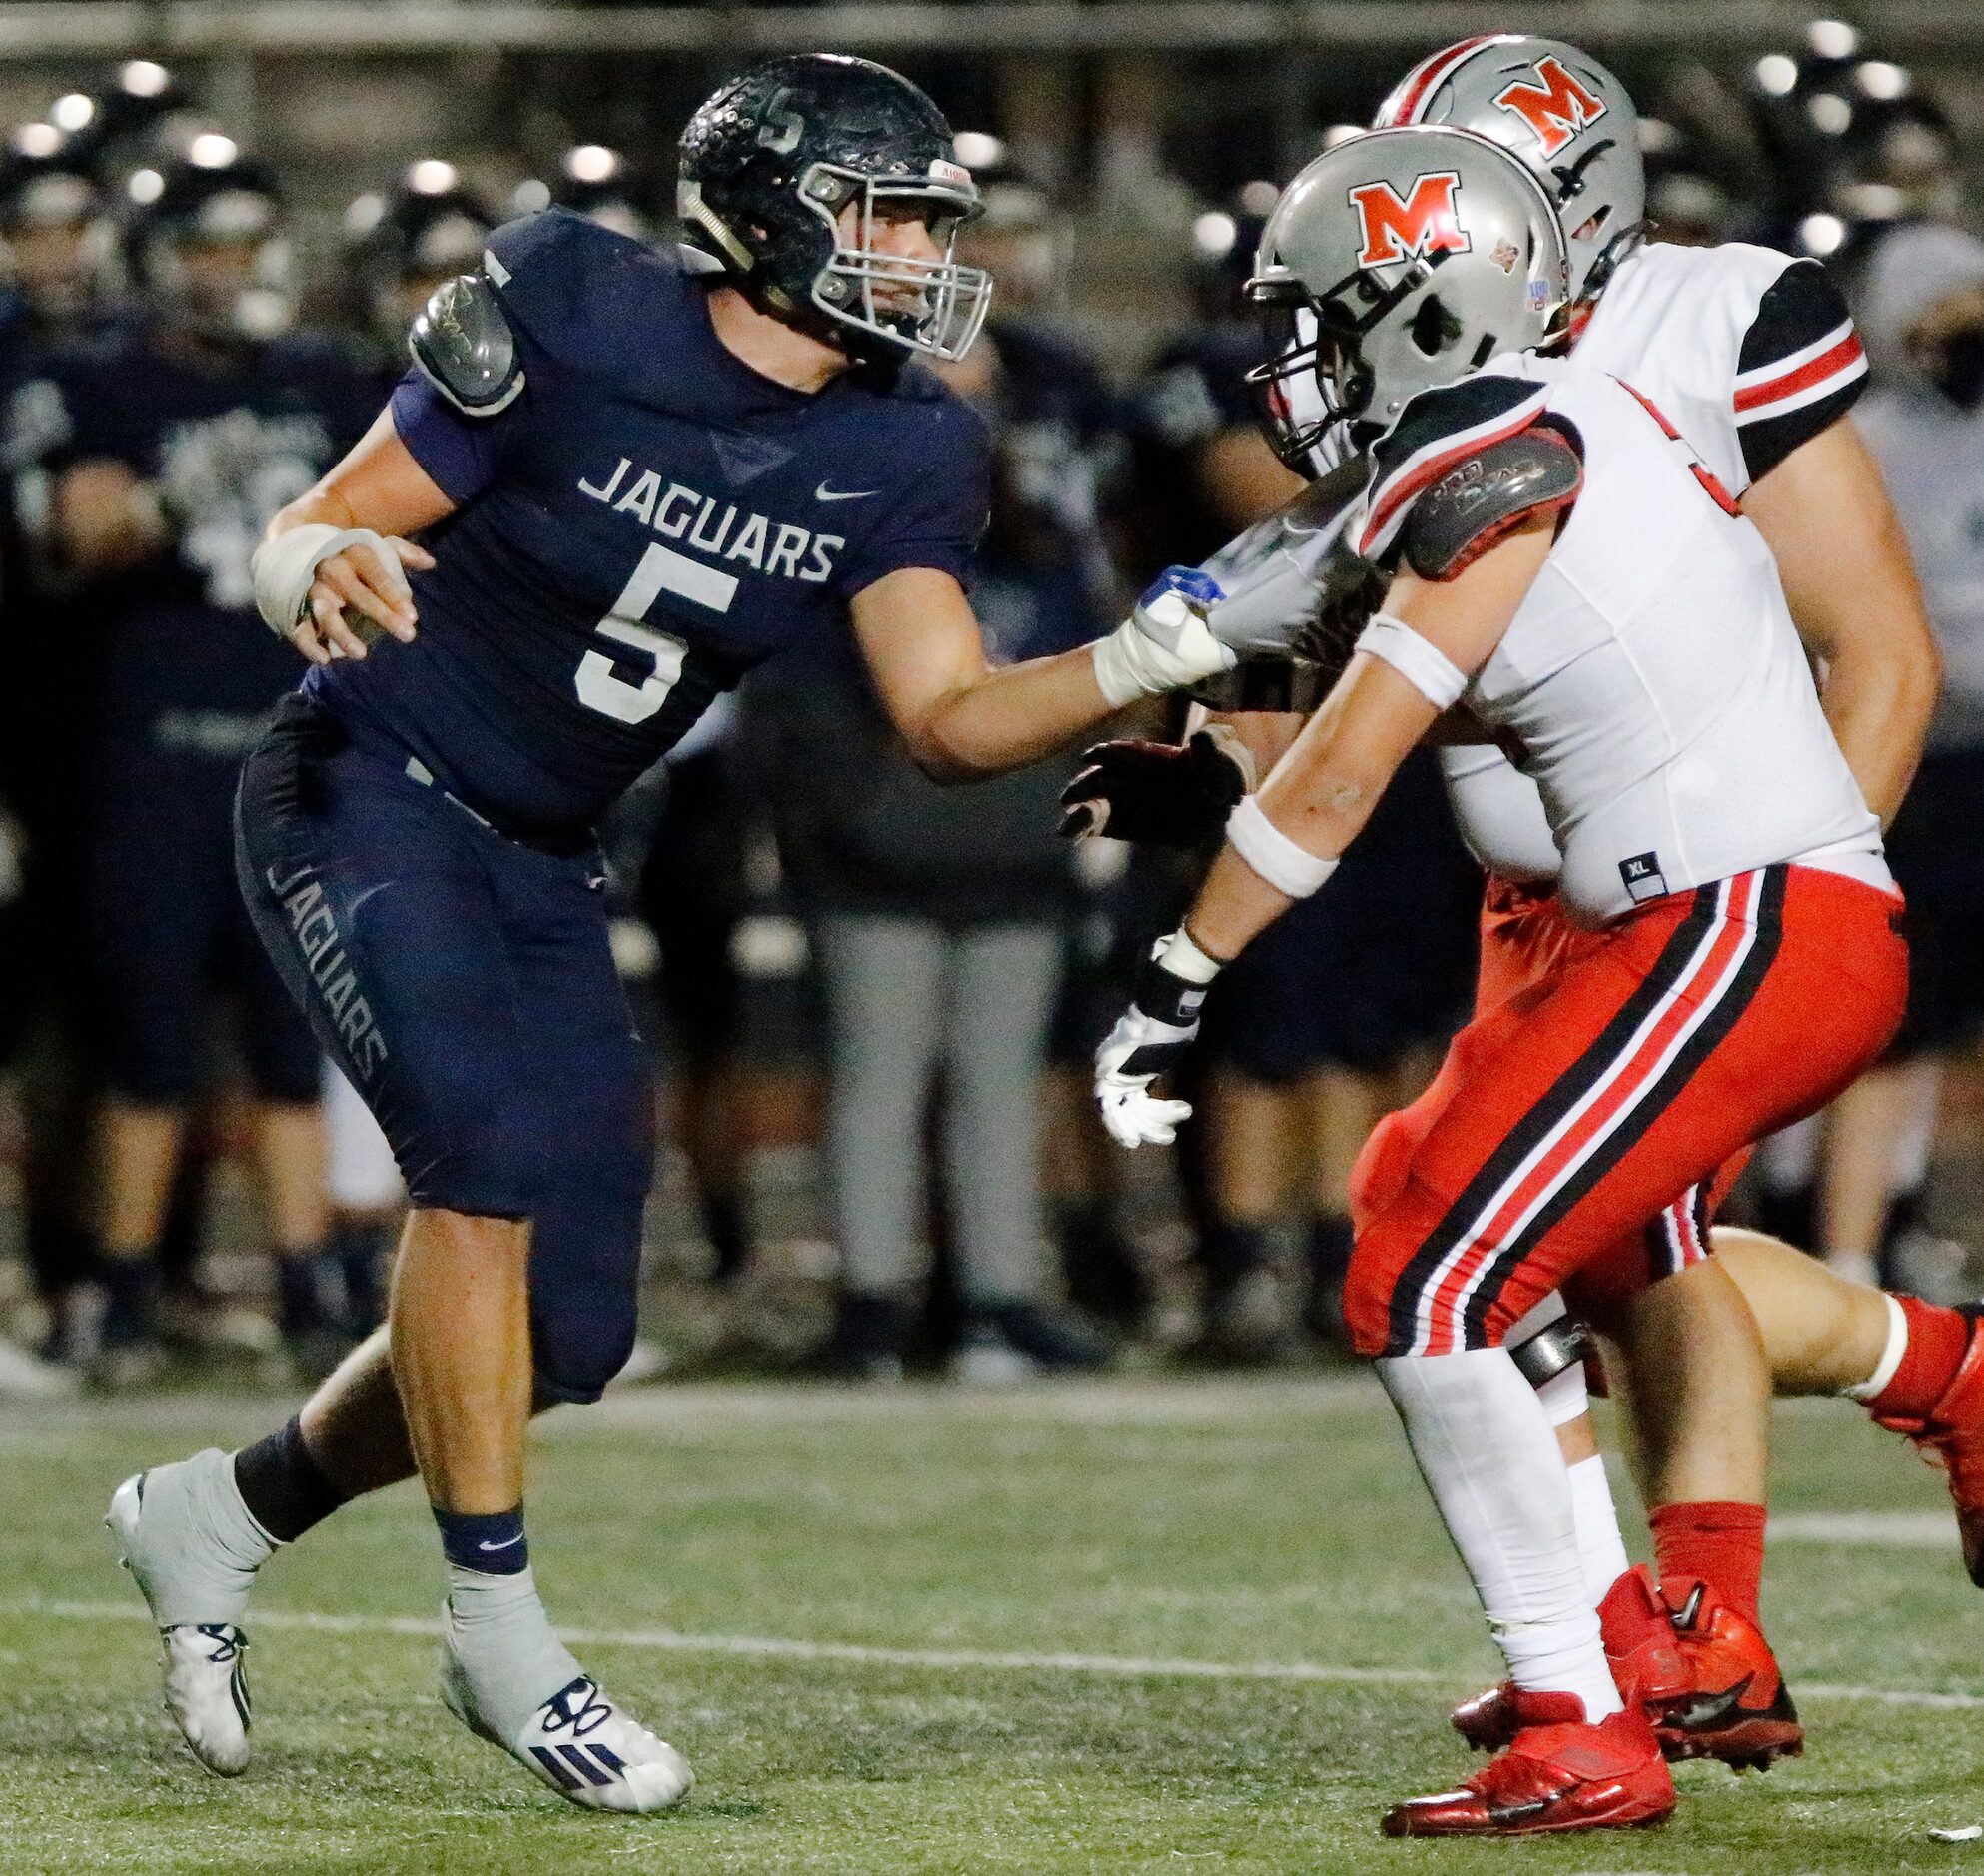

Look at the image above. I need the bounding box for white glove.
[1093,929,1223,1149]
[1090,567,1238,707]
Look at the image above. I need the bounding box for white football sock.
[130,1448,276,1627]
[1531,1362,1632,1606]
[1565,1453,1632,1605]
[445,1565,586,1742]
[1842,1292,1909,1402]
[1379,1348,1621,1722]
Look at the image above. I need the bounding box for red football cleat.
[1386,1692,1675,1838]
[1872,1306,1984,1587]
[1453,1566,1689,1751]
[1655,1576,1803,1771]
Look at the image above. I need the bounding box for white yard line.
[1769,1510,1956,1548]
[12,1597,1983,1711]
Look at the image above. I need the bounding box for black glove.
[1058,727,1252,845]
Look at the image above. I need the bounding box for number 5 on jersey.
[575,541,736,724]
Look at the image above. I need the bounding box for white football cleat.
[106,1458,265,1776]
[157,1622,253,1775]
[440,1647,694,1813]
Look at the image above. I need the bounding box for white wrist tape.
[251,522,399,641]
[1091,588,1236,708]
[1225,795,1338,899]
[1157,927,1223,984]
[1357,612,1471,711]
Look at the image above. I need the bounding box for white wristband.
[1356,612,1470,711]
[1225,795,1338,899]
[1157,927,1223,984]
[251,522,401,641]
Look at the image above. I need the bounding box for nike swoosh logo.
[478,1534,524,1552]
[815,482,879,501]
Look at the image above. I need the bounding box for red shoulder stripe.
[1733,330,1864,415]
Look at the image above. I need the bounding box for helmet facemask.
[1247,249,1474,466]
[796,161,990,361]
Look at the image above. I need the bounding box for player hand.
[1059,726,1255,844]
[1089,567,1238,707]
[1093,934,1218,1149]
[293,536,434,665]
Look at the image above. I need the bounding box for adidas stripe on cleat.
[440,1649,693,1814]
[159,1623,252,1776]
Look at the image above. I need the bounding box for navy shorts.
[1203,750,1480,1081]
[235,693,654,1403]
[89,745,322,1105]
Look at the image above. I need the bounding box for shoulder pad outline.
[409,273,523,419]
[1402,422,1583,581]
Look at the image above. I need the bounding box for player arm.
[1184,514,1552,961]
[852,554,1260,782]
[257,406,456,665]
[850,565,1129,781]
[1741,419,1939,825]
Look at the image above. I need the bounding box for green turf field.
[4,1375,1982,1873]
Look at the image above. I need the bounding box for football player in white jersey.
[1065,33,1971,1777]
[1087,125,1908,1838]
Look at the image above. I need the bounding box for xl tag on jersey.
[1619,851,1669,904]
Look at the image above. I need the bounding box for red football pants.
[1344,866,1906,1358]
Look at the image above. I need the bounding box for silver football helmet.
[1246,125,1568,459]
[1374,35,1643,304]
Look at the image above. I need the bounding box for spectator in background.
[38,150,375,1382]
[1120,182,1298,574]
[764,322,1108,1383]
[341,163,495,400]
[638,696,761,1291]
[1117,186,1302,1349]
[0,142,117,1391]
[954,137,1151,1330]
[1816,223,1984,1293]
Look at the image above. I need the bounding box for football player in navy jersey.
[342,165,495,402]
[0,142,116,1393]
[40,150,377,1383]
[108,55,1251,1810]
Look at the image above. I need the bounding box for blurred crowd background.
[2,5,1984,1397]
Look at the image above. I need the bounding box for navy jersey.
[974,313,1121,617]
[311,210,990,844]
[1121,319,1268,577]
[36,323,376,748]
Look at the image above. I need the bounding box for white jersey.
[1437,241,1871,892]
[1362,356,1884,925]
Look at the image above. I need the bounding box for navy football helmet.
[129,141,292,339]
[345,162,494,347]
[0,142,105,320]
[677,53,989,361]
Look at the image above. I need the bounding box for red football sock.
[1866,1296,1973,1422]
[1648,1500,1767,1629]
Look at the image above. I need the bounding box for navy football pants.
[235,694,652,1403]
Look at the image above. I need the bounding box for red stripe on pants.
[1344,868,1905,1356]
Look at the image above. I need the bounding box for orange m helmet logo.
[1348,171,1472,269]
[1493,56,1607,159]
